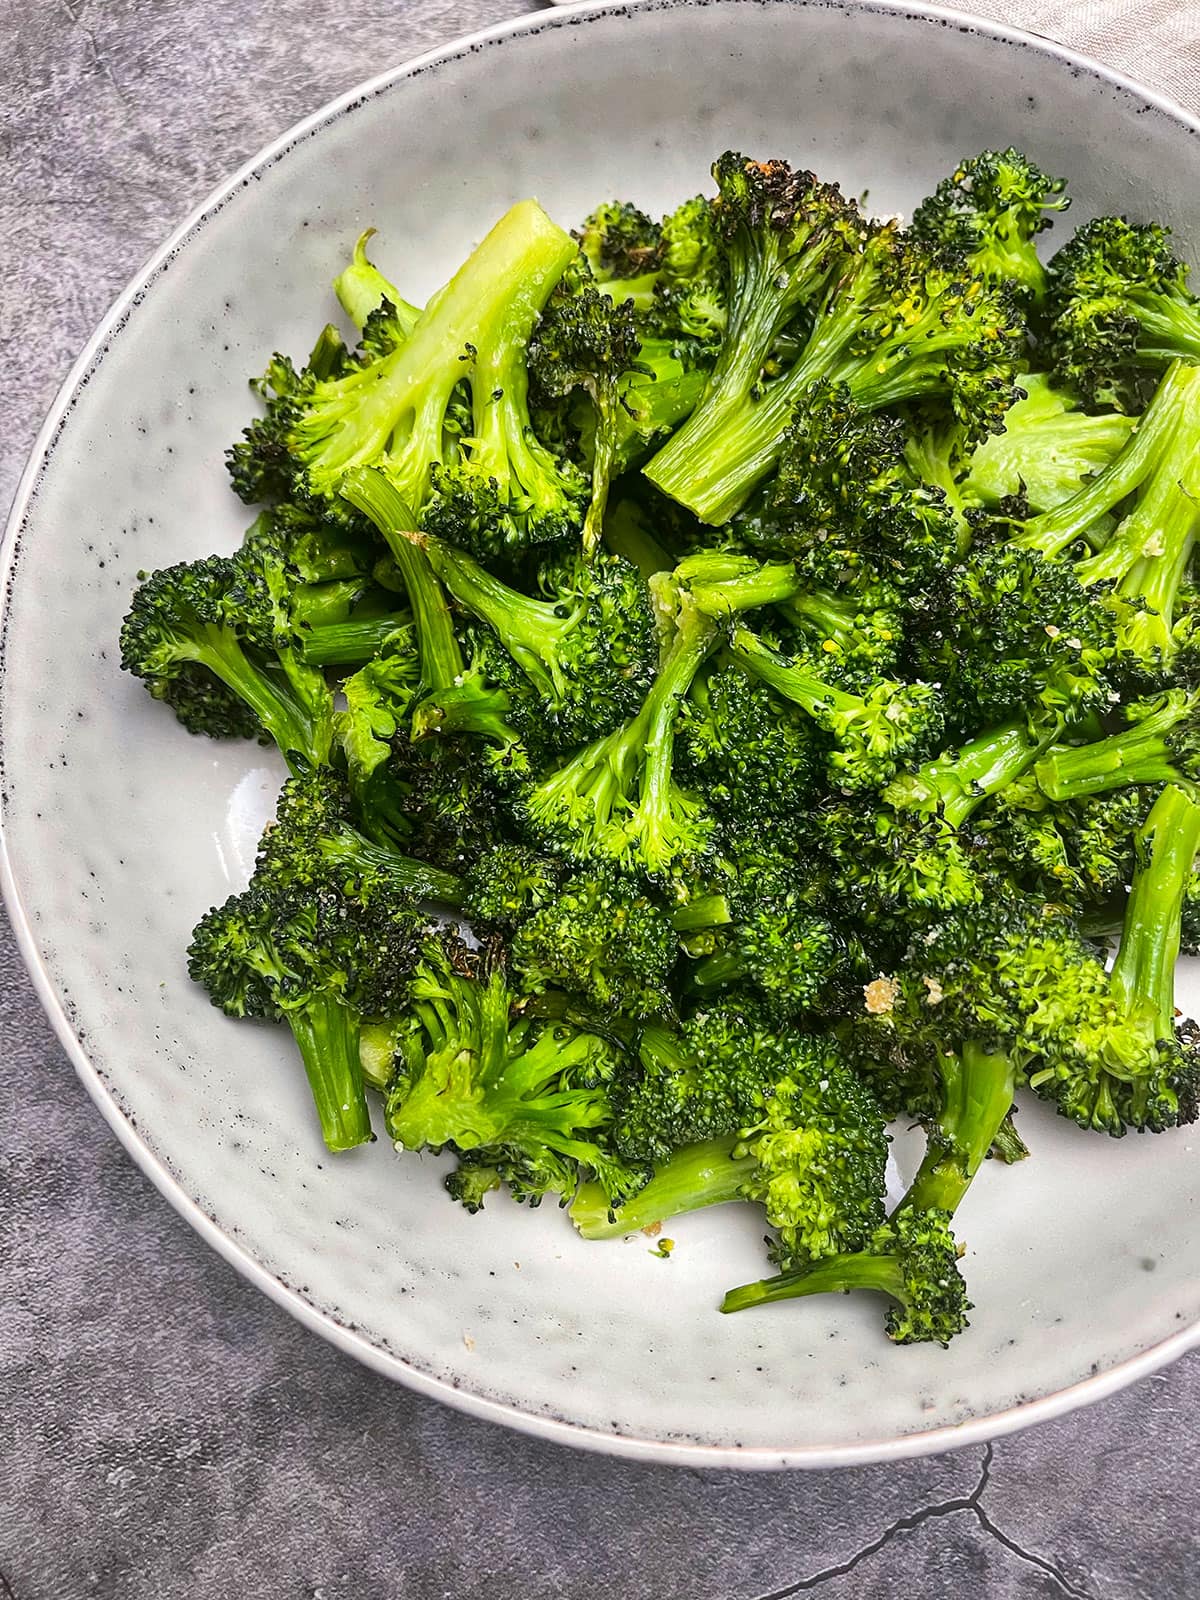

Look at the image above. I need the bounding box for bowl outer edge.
[4,0,1200,1469]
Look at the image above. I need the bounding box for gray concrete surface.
[2,3,1199,1597]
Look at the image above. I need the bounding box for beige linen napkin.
[905,0,1199,113]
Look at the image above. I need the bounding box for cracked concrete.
[4,1,1200,1596]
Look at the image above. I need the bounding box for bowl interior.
[6,0,1200,1464]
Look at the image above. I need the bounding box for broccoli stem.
[903,1044,1016,1214]
[1108,784,1200,1039]
[645,235,843,525]
[681,558,801,618]
[1035,695,1197,800]
[192,627,323,769]
[646,248,987,524]
[571,1136,746,1238]
[410,677,520,748]
[405,530,571,698]
[886,718,1058,828]
[727,626,876,720]
[286,995,372,1152]
[781,590,873,646]
[670,892,733,933]
[632,601,717,848]
[319,829,464,905]
[1014,363,1195,559]
[721,1251,905,1314]
[300,615,409,667]
[340,467,465,692]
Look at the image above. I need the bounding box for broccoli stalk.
[1034,690,1200,801]
[884,718,1061,828]
[964,373,1135,514]
[902,1044,1017,1213]
[729,625,944,792]
[340,467,464,691]
[571,1136,749,1234]
[300,613,413,667]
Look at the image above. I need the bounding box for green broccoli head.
[721,1206,971,1347]
[119,543,334,768]
[910,148,1069,302]
[678,663,820,824]
[385,939,642,1207]
[508,862,678,1021]
[1044,216,1200,407]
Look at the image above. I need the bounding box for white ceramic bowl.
[6,0,1200,1470]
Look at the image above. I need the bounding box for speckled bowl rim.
[5,0,1200,1470]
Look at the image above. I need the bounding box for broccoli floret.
[744,381,965,581]
[241,501,379,586]
[255,203,585,555]
[978,781,1148,910]
[520,584,719,874]
[119,542,334,769]
[1044,215,1200,407]
[645,158,1025,523]
[256,765,464,906]
[402,531,658,745]
[227,325,356,508]
[778,577,905,689]
[573,1020,889,1270]
[188,853,432,1152]
[529,263,643,553]
[910,149,1069,304]
[729,625,944,792]
[690,900,850,1020]
[385,940,642,1208]
[576,200,663,286]
[508,862,677,1020]
[817,718,1058,921]
[1028,785,1200,1133]
[721,1207,970,1346]
[578,194,727,352]
[678,661,820,822]
[461,844,562,927]
[918,544,1121,727]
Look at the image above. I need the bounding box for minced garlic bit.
[863,974,900,1015]
[923,975,945,1005]
[463,1333,476,1351]
[642,1220,663,1238]
[1043,624,1061,639]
